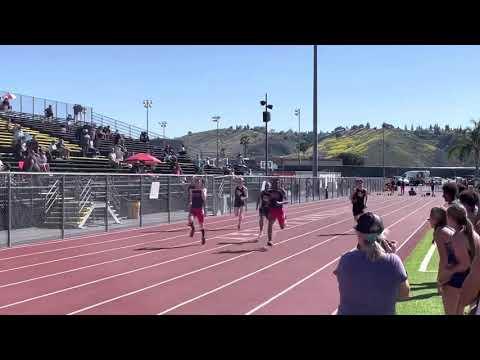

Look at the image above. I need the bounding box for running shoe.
[267,241,273,247]
[201,234,206,245]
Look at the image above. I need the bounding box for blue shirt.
[336,250,407,315]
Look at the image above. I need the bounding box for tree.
[337,152,365,165]
[448,119,480,178]
[366,122,371,129]
[298,142,309,160]
[187,131,193,135]
[404,125,407,131]
[411,124,414,131]
[239,134,251,157]
[445,124,450,132]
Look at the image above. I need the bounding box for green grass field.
[396,229,444,315]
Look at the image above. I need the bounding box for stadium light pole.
[159,121,167,138]
[313,45,318,178]
[382,123,386,179]
[143,99,152,138]
[212,116,221,167]
[260,94,273,176]
[295,108,301,165]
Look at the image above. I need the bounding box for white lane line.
[0,198,346,253]
[66,199,408,315]
[155,199,425,315]
[0,200,341,263]
[0,200,352,274]
[245,202,433,315]
[419,244,436,272]
[0,199,388,311]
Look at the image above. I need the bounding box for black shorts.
[259,207,269,217]
[447,270,470,289]
[353,205,365,216]
[234,200,245,208]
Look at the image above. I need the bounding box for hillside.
[177,126,318,159]
[307,127,467,166]
[176,125,468,167]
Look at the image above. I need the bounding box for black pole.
[61,175,65,239]
[7,173,11,247]
[139,175,143,227]
[382,125,386,179]
[105,176,109,232]
[265,93,268,177]
[313,45,318,178]
[216,121,219,167]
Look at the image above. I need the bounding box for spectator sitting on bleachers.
[97,126,105,140]
[114,144,126,163]
[113,131,122,146]
[44,105,54,121]
[408,187,417,196]
[12,125,24,145]
[27,135,39,154]
[0,159,10,172]
[57,139,70,160]
[24,150,40,172]
[140,131,149,143]
[108,148,119,168]
[47,140,59,161]
[179,145,187,156]
[36,149,50,172]
[66,114,74,126]
[104,126,111,138]
[173,162,183,175]
[87,139,99,158]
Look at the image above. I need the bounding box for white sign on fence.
[149,181,160,199]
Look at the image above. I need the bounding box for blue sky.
[2,45,480,138]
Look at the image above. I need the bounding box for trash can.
[128,200,140,219]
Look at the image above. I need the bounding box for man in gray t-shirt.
[335,250,408,315]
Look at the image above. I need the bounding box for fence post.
[55,101,58,120]
[65,103,68,119]
[20,95,23,113]
[139,175,143,227]
[61,175,65,239]
[167,176,171,223]
[212,176,217,216]
[32,96,35,119]
[105,176,109,232]
[7,173,11,247]
[44,99,46,114]
[290,177,293,204]
[229,175,233,214]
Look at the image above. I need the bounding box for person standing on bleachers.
[1,97,12,111]
[81,129,90,157]
[57,139,70,160]
[44,105,54,121]
[73,104,83,123]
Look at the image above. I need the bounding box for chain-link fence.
[0,172,385,247]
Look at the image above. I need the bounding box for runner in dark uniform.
[256,181,271,243]
[265,178,288,249]
[351,179,368,222]
[188,177,206,245]
[233,177,248,230]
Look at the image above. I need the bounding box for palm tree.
[240,134,251,157]
[448,119,480,178]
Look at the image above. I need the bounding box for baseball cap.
[355,212,384,234]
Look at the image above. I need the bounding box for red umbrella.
[126,153,162,165]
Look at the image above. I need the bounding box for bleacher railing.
[91,112,163,140]
[0,171,385,248]
[1,90,93,124]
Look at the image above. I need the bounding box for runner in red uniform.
[188,176,206,244]
[265,178,288,248]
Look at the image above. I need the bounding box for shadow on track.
[135,243,201,251]
[217,240,259,245]
[317,233,352,237]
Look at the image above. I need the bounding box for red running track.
[0,195,442,314]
